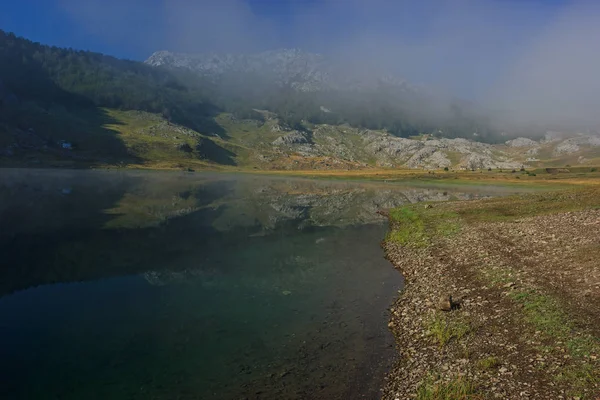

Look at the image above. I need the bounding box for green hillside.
[1,29,600,171]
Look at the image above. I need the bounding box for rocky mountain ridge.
[145,49,415,93]
[222,111,600,170]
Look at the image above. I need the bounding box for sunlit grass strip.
[509,290,600,397]
[456,189,600,223]
[387,206,460,247]
[425,311,472,348]
[476,356,500,371]
[416,374,481,400]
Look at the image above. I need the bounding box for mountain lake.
[0,169,537,399]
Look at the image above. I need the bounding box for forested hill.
[0,30,221,133]
[0,29,504,141]
[6,30,589,172]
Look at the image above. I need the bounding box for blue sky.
[1,0,567,60]
[4,0,600,121]
[1,0,328,59]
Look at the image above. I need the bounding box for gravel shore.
[380,191,600,399]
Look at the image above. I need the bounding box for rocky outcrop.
[406,147,438,169]
[406,146,452,168]
[272,131,311,146]
[426,151,452,169]
[554,138,582,155]
[549,134,600,156]
[589,136,600,146]
[307,127,525,170]
[363,133,421,157]
[505,137,538,147]
[464,153,488,170]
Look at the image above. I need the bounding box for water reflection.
[0,169,528,399]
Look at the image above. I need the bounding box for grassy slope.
[504,141,600,169]
[3,105,600,172]
[388,188,600,230]
[253,167,600,190]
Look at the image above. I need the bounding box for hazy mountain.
[144,48,505,142]
[4,30,598,171]
[145,49,416,94]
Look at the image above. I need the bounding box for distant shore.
[380,188,600,399]
[3,161,600,188]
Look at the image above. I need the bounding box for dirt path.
[381,191,600,399]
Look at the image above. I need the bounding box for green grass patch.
[416,375,480,400]
[554,362,597,397]
[387,206,461,247]
[509,291,569,337]
[425,312,472,347]
[476,356,500,371]
[509,289,600,396]
[456,189,600,223]
[387,207,427,246]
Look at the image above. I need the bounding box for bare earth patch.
[382,190,600,399]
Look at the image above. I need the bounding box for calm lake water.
[0,169,533,400]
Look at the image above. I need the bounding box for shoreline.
[379,188,600,399]
[3,164,600,189]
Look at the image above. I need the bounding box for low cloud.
[489,3,600,128]
[60,0,600,130]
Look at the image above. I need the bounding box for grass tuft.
[426,312,472,347]
[476,356,500,370]
[457,189,600,223]
[509,291,568,337]
[509,289,600,395]
[416,375,480,400]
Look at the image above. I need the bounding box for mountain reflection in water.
[0,169,529,400]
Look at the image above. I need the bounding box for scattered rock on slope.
[554,137,583,155]
[272,131,311,146]
[505,137,538,147]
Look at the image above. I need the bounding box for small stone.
[503,282,516,288]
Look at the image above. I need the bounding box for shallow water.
[0,169,534,399]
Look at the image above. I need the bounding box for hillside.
[3,103,599,171]
[145,49,416,93]
[1,30,600,171]
[145,48,500,141]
